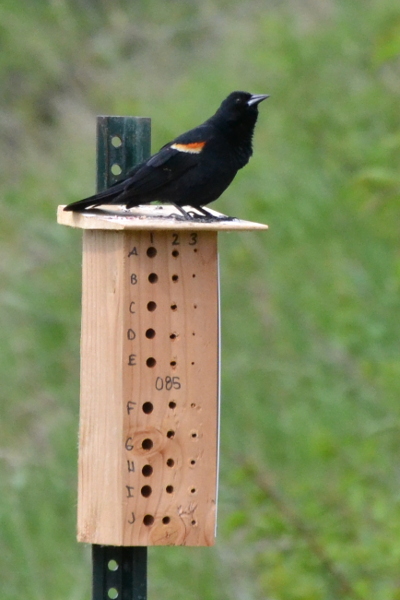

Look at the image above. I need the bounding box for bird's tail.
[63,181,126,212]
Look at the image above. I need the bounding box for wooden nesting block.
[78,228,219,546]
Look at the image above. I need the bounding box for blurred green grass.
[1,0,400,598]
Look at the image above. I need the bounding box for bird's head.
[216,91,269,123]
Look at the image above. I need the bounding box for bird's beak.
[247,94,270,106]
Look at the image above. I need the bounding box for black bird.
[64,91,269,219]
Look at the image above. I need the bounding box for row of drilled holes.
[145,330,186,341]
[140,400,198,415]
[147,246,198,258]
[148,273,196,283]
[145,358,195,368]
[146,301,197,312]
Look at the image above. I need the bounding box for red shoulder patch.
[171,142,206,154]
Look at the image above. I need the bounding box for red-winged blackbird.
[64,91,269,219]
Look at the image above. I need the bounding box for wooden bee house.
[57,117,267,550]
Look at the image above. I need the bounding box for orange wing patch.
[171,142,206,154]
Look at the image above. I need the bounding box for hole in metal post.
[108,560,119,571]
[111,136,122,148]
[111,164,122,176]
[108,588,119,599]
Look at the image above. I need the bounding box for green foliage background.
[1,0,400,598]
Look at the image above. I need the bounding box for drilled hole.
[108,559,118,571]
[166,485,174,494]
[193,304,197,309]
[172,274,179,282]
[191,431,198,438]
[170,333,177,340]
[191,520,197,526]
[172,250,179,257]
[108,588,118,599]
[171,304,177,311]
[167,430,175,439]
[141,485,152,498]
[111,164,122,176]
[192,274,196,278]
[194,248,198,253]
[192,332,196,336]
[191,362,195,365]
[169,401,176,409]
[111,136,122,148]
[146,328,156,339]
[142,464,153,477]
[143,515,154,526]
[142,402,153,414]
[166,458,175,467]
[191,403,196,408]
[147,247,157,258]
[190,488,196,494]
[142,438,153,450]
[190,460,196,465]
[146,357,156,367]
[170,360,177,367]
[148,273,158,283]
[147,301,157,311]
[162,516,171,524]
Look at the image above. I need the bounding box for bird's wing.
[116,135,211,204]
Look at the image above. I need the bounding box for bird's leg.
[195,206,215,218]
[170,203,193,220]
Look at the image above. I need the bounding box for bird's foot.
[215,215,237,221]
[187,212,237,222]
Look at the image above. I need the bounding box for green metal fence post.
[92,114,151,600]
